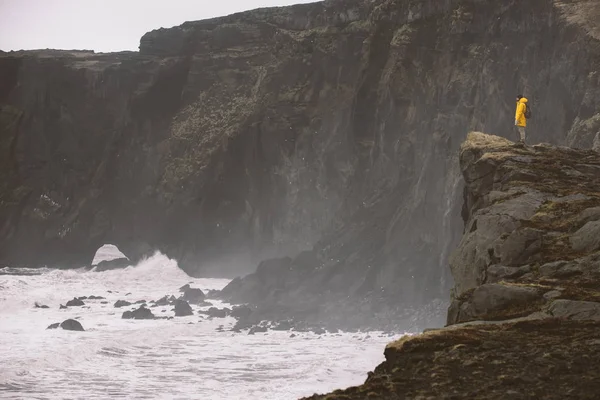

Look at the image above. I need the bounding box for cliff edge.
[303,132,600,399]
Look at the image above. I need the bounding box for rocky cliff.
[303,132,600,399]
[2,0,600,330]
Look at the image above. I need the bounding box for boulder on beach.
[122,305,155,320]
[66,298,85,307]
[114,300,132,308]
[34,302,49,309]
[60,319,85,331]
[47,323,60,329]
[173,299,193,317]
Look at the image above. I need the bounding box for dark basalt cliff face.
[1,0,600,329]
[304,133,600,399]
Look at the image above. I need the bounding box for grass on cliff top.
[462,131,513,152]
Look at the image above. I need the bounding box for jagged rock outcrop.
[173,299,194,316]
[304,132,600,399]
[448,132,600,324]
[2,0,600,330]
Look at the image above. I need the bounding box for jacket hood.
[518,97,528,103]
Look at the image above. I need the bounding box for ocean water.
[0,247,404,400]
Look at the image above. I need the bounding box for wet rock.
[232,319,254,332]
[201,307,230,318]
[100,301,108,304]
[135,300,147,304]
[179,284,191,292]
[219,257,293,305]
[230,305,252,319]
[76,296,88,300]
[59,304,67,309]
[60,319,85,331]
[122,305,155,320]
[34,302,49,309]
[114,300,132,308]
[88,295,105,300]
[94,258,130,272]
[173,299,193,317]
[290,333,297,338]
[153,295,176,306]
[66,298,85,307]
[181,288,205,304]
[47,323,60,329]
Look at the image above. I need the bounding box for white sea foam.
[0,249,404,399]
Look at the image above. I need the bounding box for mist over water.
[0,248,405,399]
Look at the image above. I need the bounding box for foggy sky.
[0,0,319,52]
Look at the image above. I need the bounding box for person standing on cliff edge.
[515,94,529,144]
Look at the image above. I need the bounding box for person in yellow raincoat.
[515,95,528,144]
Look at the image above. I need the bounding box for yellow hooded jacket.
[515,97,528,127]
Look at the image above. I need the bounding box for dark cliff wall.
[1,0,600,326]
